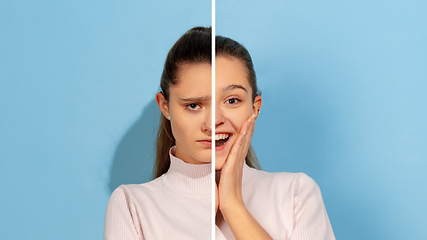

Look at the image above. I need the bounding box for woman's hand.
[216,113,272,240]
[217,113,256,212]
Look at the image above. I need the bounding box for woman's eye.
[226,98,240,104]
[187,103,201,110]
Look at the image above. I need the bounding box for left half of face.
[156,62,213,165]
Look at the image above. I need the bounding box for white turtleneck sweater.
[104,148,335,240]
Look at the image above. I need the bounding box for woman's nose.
[215,107,225,127]
[202,107,225,132]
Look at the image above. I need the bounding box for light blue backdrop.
[1,1,426,240]
[0,1,210,239]
[217,1,427,240]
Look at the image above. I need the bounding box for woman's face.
[214,56,261,170]
[156,56,261,168]
[158,62,213,165]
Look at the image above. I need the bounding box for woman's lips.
[197,140,212,147]
[197,133,232,150]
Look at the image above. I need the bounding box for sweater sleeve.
[290,173,335,240]
[104,186,142,240]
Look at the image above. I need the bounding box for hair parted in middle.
[153,26,261,179]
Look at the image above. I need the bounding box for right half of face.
[214,56,260,170]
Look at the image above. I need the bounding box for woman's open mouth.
[215,133,231,147]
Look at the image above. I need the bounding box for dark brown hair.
[153,27,261,179]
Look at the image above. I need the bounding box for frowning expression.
[158,62,213,164]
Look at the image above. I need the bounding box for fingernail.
[242,131,246,135]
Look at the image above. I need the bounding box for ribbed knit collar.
[162,146,212,196]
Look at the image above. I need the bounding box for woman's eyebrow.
[222,84,247,93]
[180,95,211,102]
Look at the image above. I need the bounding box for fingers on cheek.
[235,118,251,152]
[244,116,253,134]
[242,120,252,143]
[251,115,256,131]
[241,118,255,154]
[241,120,248,135]
[247,118,254,135]
[244,118,254,140]
[241,122,252,153]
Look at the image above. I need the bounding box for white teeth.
[215,133,230,141]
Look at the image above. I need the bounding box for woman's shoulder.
[108,177,165,202]
[255,170,335,239]
[255,168,301,180]
[246,167,322,198]
[250,167,318,186]
[272,171,320,191]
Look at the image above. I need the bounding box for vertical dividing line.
[211,0,216,239]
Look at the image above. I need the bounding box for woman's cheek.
[228,114,249,133]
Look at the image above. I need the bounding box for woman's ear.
[156,92,170,120]
[253,95,262,118]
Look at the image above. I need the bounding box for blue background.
[0,1,210,239]
[1,1,426,240]
[216,1,427,240]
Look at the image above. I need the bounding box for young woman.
[104,27,335,240]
